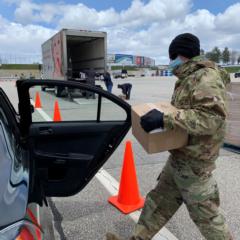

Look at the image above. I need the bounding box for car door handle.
[39,127,54,135]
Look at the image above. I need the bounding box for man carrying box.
[107,33,233,240]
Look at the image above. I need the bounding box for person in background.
[85,68,96,99]
[20,73,25,80]
[29,73,34,79]
[104,72,113,93]
[117,83,132,100]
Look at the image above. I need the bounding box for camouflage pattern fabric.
[132,156,232,240]
[164,56,230,168]
[106,157,232,240]
[136,57,232,240]
[106,57,233,240]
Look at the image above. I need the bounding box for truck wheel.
[55,86,63,97]
[41,86,46,91]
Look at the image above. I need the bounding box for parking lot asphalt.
[1,76,240,240]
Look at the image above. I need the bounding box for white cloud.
[11,0,191,29]
[0,15,56,53]
[58,4,118,29]
[215,3,240,32]
[0,0,240,64]
[117,0,190,28]
[184,9,215,30]
[14,0,39,24]
[9,0,61,25]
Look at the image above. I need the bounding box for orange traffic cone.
[35,92,42,108]
[53,100,62,122]
[108,141,145,214]
[27,208,42,240]
[16,227,35,240]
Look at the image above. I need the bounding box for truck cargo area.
[67,35,105,79]
[41,29,106,98]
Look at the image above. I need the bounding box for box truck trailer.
[41,29,107,96]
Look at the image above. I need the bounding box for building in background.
[108,54,155,67]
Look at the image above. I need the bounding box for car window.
[29,85,127,122]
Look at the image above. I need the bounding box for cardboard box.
[131,102,188,154]
[118,94,127,100]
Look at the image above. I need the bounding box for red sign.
[136,56,141,65]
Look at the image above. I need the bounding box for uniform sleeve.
[164,69,227,136]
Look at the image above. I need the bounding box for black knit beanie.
[169,33,200,60]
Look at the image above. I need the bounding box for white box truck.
[41,29,107,96]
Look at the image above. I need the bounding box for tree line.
[201,47,240,65]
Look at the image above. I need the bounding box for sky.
[0,0,240,64]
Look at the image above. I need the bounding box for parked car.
[234,72,240,78]
[0,79,131,239]
[112,69,128,79]
[121,69,128,78]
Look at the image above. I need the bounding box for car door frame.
[17,79,131,135]
[16,79,132,204]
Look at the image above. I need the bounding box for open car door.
[17,80,131,205]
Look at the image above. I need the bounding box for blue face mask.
[169,57,184,71]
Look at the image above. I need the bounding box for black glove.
[140,109,164,133]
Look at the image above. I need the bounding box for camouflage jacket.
[164,56,230,166]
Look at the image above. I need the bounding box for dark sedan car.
[0,79,131,239]
[234,72,240,78]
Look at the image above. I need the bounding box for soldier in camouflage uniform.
[106,33,233,240]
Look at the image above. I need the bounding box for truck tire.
[55,86,64,97]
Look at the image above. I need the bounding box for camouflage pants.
[132,157,232,240]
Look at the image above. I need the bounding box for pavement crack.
[48,198,67,240]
